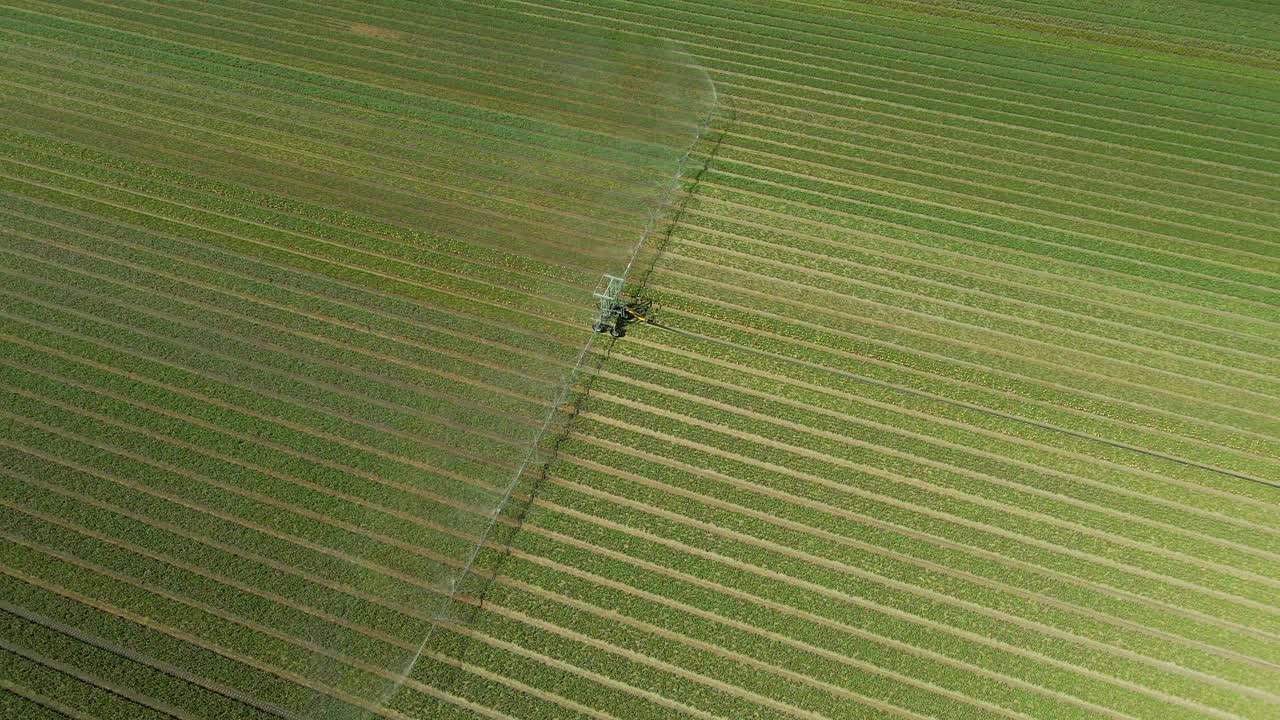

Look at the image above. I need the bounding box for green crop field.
[1,1,1278,719]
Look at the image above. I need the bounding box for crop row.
[572,387,1280,631]
[589,355,1280,573]
[0,5,680,167]
[640,292,1280,485]
[111,0,1276,164]
[7,6,1269,238]
[0,151,593,350]
[605,339,1280,536]
[418,0,1279,131]
[12,0,1280,222]
[20,0,1280,212]
[483,0,1280,163]
[654,254,1277,433]
[672,214,1280,366]
[0,606,272,720]
[677,189,1280,334]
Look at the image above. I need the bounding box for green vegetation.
[2,0,1278,719]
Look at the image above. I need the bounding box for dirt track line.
[502,570,1024,720]
[476,600,867,720]
[608,348,1280,550]
[1,238,560,413]
[718,96,1278,209]
[0,397,486,578]
[47,0,1269,213]
[492,0,1279,134]
[0,193,577,366]
[513,524,1137,720]
[300,0,1280,142]
[0,564,472,720]
[414,649,620,720]
[0,635,196,720]
[0,281,541,456]
[681,193,1280,330]
[0,427,456,599]
[717,121,1280,234]
[14,223,567,384]
[315,0,1280,149]
[568,0,1280,108]
[0,332,519,500]
[0,73,652,255]
[673,224,1280,371]
[545,469,1280,701]
[656,282,1280,457]
[2,239,560,408]
[0,27,671,192]
[656,267,1279,444]
[695,170,1280,291]
[528,499,1248,719]
[60,0,703,145]
[0,499,417,651]
[2,532,411,675]
[578,410,1280,642]
[496,0,1280,185]
[537,0,1280,119]
[7,465,644,720]
[0,176,584,364]
[648,302,1280,487]
[659,258,1279,424]
[444,623,730,720]
[1,362,509,540]
[0,154,598,329]
[37,0,1269,205]
[4,1,672,164]
[644,298,1279,488]
[182,0,1241,144]
[0,95,628,265]
[622,336,1280,527]
[0,565,369,718]
[776,0,1279,66]
[709,143,1280,263]
[1,468,440,625]
[556,445,1280,673]
[594,360,1280,566]
[0,321,522,482]
[665,3,1280,120]
[0,156,594,324]
[74,0,696,125]
[0,339,512,498]
[10,17,1269,229]
[593,389,1280,605]
[152,0,1275,168]
[0,680,100,720]
[688,183,1280,318]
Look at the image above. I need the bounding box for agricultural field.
[1,1,1278,720]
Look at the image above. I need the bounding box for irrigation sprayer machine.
[592,274,651,338]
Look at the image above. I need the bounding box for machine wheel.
[609,325,625,338]
[592,322,606,333]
